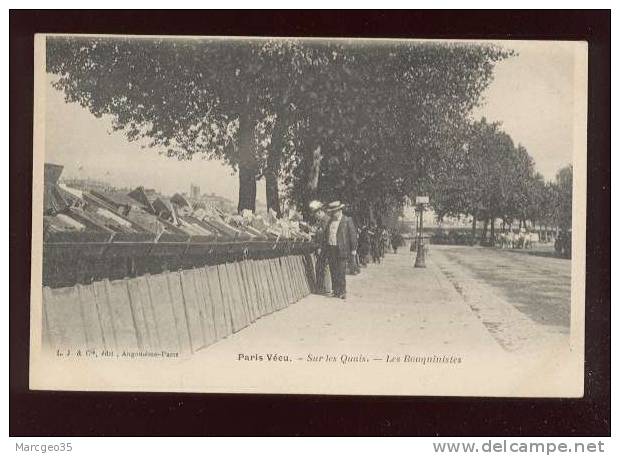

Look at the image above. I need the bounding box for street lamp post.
[414,196,429,268]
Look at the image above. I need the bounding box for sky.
[471,40,578,179]
[44,39,583,201]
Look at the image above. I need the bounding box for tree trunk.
[490,217,495,246]
[265,169,280,217]
[358,200,372,227]
[471,214,477,245]
[238,166,257,214]
[300,144,322,218]
[307,145,322,193]
[481,218,489,243]
[237,111,258,214]
[265,111,288,218]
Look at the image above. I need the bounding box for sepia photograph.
[29,34,587,397]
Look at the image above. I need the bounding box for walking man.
[324,201,358,299]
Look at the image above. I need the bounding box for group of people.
[357,226,404,265]
[495,229,536,249]
[308,200,405,300]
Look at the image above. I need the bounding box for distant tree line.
[47,37,512,222]
[430,118,573,243]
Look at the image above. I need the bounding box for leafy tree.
[522,171,547,229]
[47,36,307,213]
[47,37,511,219]
[552,165,573,230]
[430,118,547,245]
[284,42,512,222]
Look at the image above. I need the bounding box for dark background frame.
[9,10,610,436]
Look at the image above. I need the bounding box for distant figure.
[518,228,527,249]
[499,231,508,249]
[554,230,571,258]
[324,201,358,299]
[376,228,387,258]
[391,231,404,254]
[357,226,371,267]
[344,212,360,276]
[370,226,382,264]
[381,229,390,256]
[509,230,516,249]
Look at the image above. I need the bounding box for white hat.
[325,201,345,212]
[308,200,324,212]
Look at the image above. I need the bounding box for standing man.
[308,200,331,295]
[324,201,358,299]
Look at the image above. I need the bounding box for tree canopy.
[47,36,512,219]
[430,117,572,242]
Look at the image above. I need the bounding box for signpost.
[414,196,429,268]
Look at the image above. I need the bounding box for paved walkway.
[184,245,578,396]
[200,247,504,358]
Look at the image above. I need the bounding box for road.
[431,245,571,330]
[430,244,570,352]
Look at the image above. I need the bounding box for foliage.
[47,36,512,218]
[431,117,572,236]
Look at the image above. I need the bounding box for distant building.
[190,184,201,200]
[199,192,235,214]
[62,177,115,193]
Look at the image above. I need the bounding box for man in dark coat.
[357,226,370,267]
[391,231,404,254]
[309,200,331,295]
[324,201,358,299]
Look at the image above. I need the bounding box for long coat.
[324,215,358,258]
[357,228,370,257]
[312,218,329,246]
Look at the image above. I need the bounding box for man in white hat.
[324,201,358,299]
[308,200,331,295]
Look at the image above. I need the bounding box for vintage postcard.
[29,34,587,396]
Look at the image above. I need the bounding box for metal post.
[414,204,426,268]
